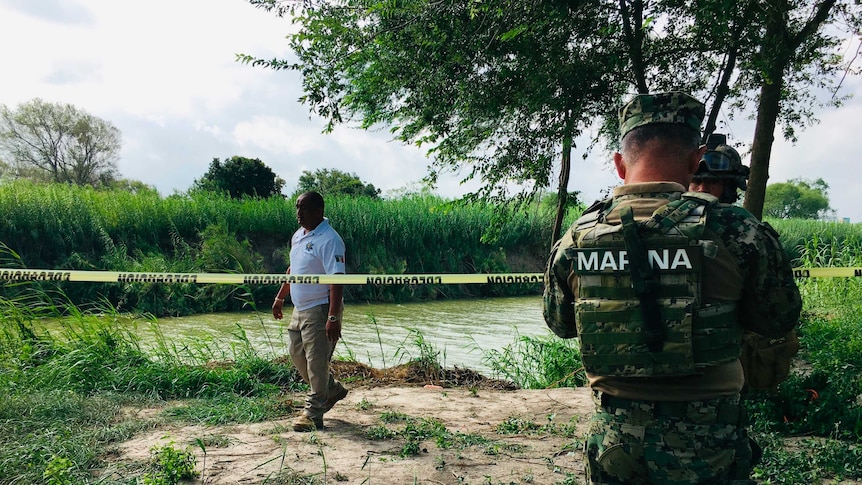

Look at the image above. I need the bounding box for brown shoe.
[324,387,349,413]
[293,414,323,432]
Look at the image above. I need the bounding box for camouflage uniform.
[543,92,802,484]
[689,134,800,394]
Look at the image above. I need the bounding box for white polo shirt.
[288,218,346,311]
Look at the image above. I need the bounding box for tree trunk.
[703,0,753,141]
[702,46,736,141]
[620,0,648,93]
[744,0,837,219]
[744,67,784,220]
[552,135,573,244]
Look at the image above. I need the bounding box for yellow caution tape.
[791,267,862,278]
[0,268,859,284]
[0,269,543,285]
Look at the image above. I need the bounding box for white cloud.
[233,115,320,154]
[0,0,290,119]
[768,76,862,222]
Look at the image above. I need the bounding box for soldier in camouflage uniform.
[543,92,802,484]
[689,135,800,396]
[689,133,750,204]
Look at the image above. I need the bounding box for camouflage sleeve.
[542,236,578,338]
[713,208,802,337]
[740,221,802,336]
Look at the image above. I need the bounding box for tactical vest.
[566,192,741,377]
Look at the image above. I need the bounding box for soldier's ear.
[689,145,707,176]
[614,152,626,180]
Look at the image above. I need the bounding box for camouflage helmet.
[693,135,750,191]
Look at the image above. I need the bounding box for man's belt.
[592,390,743,426]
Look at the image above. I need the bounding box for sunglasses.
[700,151,734,172]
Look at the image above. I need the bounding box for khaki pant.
[288,303,345,420]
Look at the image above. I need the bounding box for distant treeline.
[1,181,859,317]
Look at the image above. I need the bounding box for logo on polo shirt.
[305,242,314,251]
[335,255,345,263]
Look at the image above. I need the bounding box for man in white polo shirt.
[272,191,348,432]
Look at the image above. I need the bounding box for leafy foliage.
[193,156,285,199]
[141,443,198,485]
[763,178,832,219]
[0,98,121,186]
[739,1,859,218]
[102,178,160,195]
[242,0,632,242]
[294,168,380,198]
[245,0,860,233]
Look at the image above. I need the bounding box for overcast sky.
[1,0,860,221]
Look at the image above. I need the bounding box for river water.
[150,296,553,376]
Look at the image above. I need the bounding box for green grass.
[0,288,305,484]
[756,236,862,440]
[3,181,860,317]
[369,411,502,458]
[2,275,861,483]
[1,190,861,483]
[752,433,862,484]
[162,395,297,425]
[479,332,587,389]
[768,218,862,266]
[366,410,578,462]
[737,237,862,484]
[496,414,580,438]
[0,390,111,483]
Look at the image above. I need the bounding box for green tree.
[193,156,285,199]
[244,0,859,238]
[763,177,832,219]
[741,0,858,220]
[102,178,160,195]
[294,168,381,198]
[0,98,121,186]
[243,1,625,242]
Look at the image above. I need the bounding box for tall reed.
[4,181,861,318]
[479,333,587,389]
[0,182,560,315]
[768,218,862,266]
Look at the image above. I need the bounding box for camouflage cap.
[619,92,705,139]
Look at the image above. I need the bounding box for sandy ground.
[112,383,593,484]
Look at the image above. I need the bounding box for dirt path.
[114,385,593,484]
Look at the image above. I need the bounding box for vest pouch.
[576,292,697,377]
[693,302,742,369]
[739,329,799,391]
